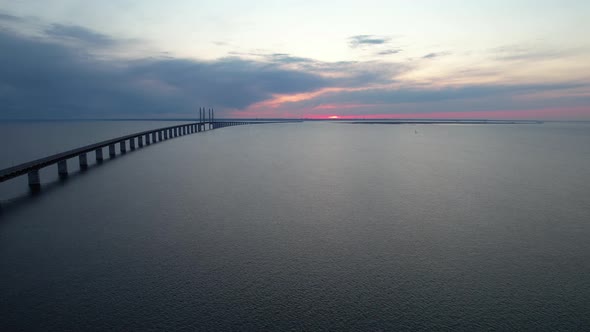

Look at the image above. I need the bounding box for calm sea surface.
[1,121,589,330]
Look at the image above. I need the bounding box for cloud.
[0,27,330,119]
[0,12,22,22]
[422,52,450,59]
[229,51,314,64]
[490,44,569,61]
[1,13,587,120]
[226,51,410,87]
[349,35,391,48]
[376,49,402,56]
[324,83,583,104]
[45,24,116,46]
[262,81,590,118]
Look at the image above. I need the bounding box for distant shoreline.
[3,118,590,124]
[345,120,544,125]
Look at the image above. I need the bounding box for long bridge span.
[0,119,289,190]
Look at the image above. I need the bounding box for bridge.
[0,114,289,190]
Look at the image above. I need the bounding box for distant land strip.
[345,120,544,125]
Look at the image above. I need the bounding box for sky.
[0,0,589,119]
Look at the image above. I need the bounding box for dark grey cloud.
[0,12,23,22]
[349,35,391,48]
[267,53,313,64]
[45,24,116,46]
[0,28,329,119]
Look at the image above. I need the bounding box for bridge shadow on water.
[0,147,138,219]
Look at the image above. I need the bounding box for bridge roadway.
[0,120,280,189]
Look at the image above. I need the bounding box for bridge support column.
[58,160,68,177]
[120,141,127,153]
[158,131,163,141]
[79,153,88,169]
[138,136,144,147]
[109,144,116,157]
[146,134,151,145]
[28,170,40,189]
[130,138,136,150]
[95,148,103,161]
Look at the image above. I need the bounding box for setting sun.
[328,115,339,119]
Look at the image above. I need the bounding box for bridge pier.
[109,144,116,157]
[158,131,163,141]
[145,134,151,145]
[28,170,40,189]
[130,138,136,150]
[79,153,88,169]
[120,141,127,153]
[95,148,103,162]
[138,136,144,147]
[58,160,68,177]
